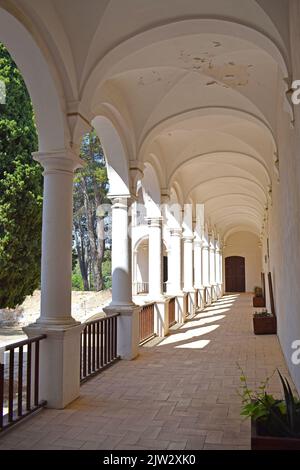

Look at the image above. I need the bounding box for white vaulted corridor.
[1,0,300,444]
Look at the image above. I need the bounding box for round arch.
[92,115,130,196]
[0,7,66,152]
[141,162,161,217]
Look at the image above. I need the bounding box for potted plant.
[239,367,300,449]
[253,286,265,307]
[253,309,277,335]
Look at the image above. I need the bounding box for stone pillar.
[194,239,202,289]
[168,228,185,323]
[209,235,216,301]
[109,197,133,306]
[183,236,194,292]
[24,151,83,409]
[202,237,210,305]
[215,248,221,298]
[183,234,194,314]
[219,247,224,295]
[104,196,140,360]
[209,238,216,286]
[147,217,163,300]
[168,228,182,293]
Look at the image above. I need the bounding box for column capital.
[161,188,170,203]
[183,234,194,242]
[129,160,144,196]
[146,216,163,228]
[194,239,203,248]
[169,227,182,237]
[33,150,83,175]
[108,195,131,208]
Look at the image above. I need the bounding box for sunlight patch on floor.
[181,315,226,329]
[158,324,220,346]
[175,339,210,349]
[196,308,230,318]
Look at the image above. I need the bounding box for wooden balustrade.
[80,314,120,383]
[0,335,46,433]
[169,297,176,327]
[139,303,155,344]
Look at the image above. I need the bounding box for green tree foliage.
[0,44,42,308]
[73,131,111,291]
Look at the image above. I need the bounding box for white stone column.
[219,246,224,295]
[183,235,194,314]
[24,151,83,409]
[168,228,182,293]
[194,238,202,289]
[147,217,163,300]
[202,231,210,305]
[209,237,216,286]
[110,197,133,306]
[183,236,194,292]
[202,242,210,287]
[215,248,221,298]
[167,228,185,323]
[104,196,140,360]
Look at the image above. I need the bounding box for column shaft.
[202,245,210,287]
[148,217,163,299]
[194,240,202,288]
[37,154,80,326]
[168,228,182,293]
[183,237,194,291]
[110,197,133,306]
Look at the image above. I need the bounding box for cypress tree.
[0,44,42,308]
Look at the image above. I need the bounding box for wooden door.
[225,256,245,292]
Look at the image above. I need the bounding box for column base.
[172,293,186,323]
[153,299,169,337]
[211,284,218,302]
[198,286,206,310]
[202,285,211,306]
[183,288,196,315]
[23,322,84,409]
[103,304,140,360]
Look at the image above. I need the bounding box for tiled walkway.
[0,294,293,450]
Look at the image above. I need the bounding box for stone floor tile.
[0,294,294,451]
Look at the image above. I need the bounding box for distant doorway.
[225,256,245,292]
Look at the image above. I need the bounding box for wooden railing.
[204,286,211,305]
[139,303,155,344]
[199,288,205,309]
[80,314,120,383]
[169,297,176,327]
[194,289,199,310]
[0,335,46,433]
[135,282,149,294]
[184,293,189,315]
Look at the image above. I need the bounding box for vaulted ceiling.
[0,0,292,239]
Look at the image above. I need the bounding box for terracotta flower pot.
[251,419,300,450]
[253,315,277,335]
[253,296,265,307]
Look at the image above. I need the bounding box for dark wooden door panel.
[225,256,245,292]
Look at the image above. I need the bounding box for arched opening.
[134,237,149,295]
[163,241,169,294]
[0,7,66,152]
